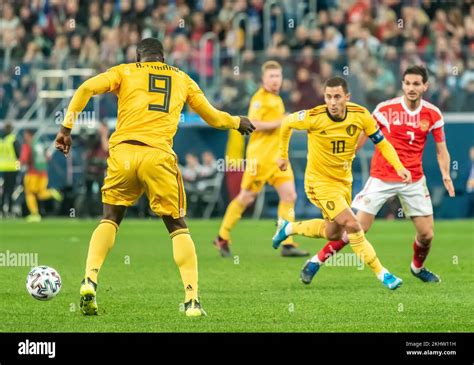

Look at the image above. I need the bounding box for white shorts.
[352,176,433,217]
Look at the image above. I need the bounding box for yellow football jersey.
[63,62,239,154]
[280,102,378,185]
[246,87,285,161]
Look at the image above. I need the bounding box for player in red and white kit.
[300,65,455,284]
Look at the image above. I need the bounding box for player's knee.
[361,222,371,234]
[102,205,126,226]
[162,216,187,234]
[238,191,256,206]
[418,230,434,245]
[344,219,362,234]
[102,212,123,225]
[282,190,297,203]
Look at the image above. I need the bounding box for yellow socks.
[291,219,327,239]
[278,201,295,222]
[347,231,384,277]
[25,194,39,215]
[171,228,198,302]
[278,201,296,245]
[218,198,246,241]
[85,219,118,283]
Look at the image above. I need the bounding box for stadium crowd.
[0,0,474,121]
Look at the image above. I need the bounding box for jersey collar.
[401,96,423,116]
[326,107,347,122]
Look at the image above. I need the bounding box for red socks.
[317,239,348,262]
[412,239,431,269]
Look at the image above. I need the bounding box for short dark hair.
[324,76,349,94]
[403,65,428,83]
[136,38,164,62]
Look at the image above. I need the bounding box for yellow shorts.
[240,161,294,193]
[305,181,352,221]
[102,143,186,219]
[24,173,48,194]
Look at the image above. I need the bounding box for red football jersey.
[370,96,445,182]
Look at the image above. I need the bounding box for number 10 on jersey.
[331,140,346,154]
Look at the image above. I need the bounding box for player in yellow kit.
[272,77,412,290]
[214,61,308,257]
[54,38,255,317]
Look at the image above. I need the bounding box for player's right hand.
[442,176,455,197]
[237,116,256,135]
[277,158,289,171]
[55,126,72,156]
[397,167,412,183]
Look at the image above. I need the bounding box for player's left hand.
[397,168,412,183]
[55,126,72,156]
[277,158,289,171]
[237,116,256,135]
[442,176,455,197]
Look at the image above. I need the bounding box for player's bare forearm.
[436,142,451,178]
[436,142,455,197]
[251,119,282,131]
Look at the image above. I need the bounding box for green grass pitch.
[0,218,472,332]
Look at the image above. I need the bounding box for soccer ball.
[26,266,62,301]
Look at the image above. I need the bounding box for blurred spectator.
[199,151,217,180]
[291,67,318,110]
[78,35,100,68]
[0,3,20,33]
[182,153,202,184]
[20,130,62,222]
[458,79,474,112]
[0,123,20,216]
[6,89,30,120]
[83,122,109,217]
[365,62,396,110]
[289,26,309,50]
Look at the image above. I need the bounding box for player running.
[299,66,454,285]
[21,129,62,222]
[54,38,255,317]
[214,61,308,257]
[272,77,412,290]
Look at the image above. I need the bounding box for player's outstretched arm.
[191,96,254,135]
[363,109,411,183]
[371,132,412,183]
[435,141,455,197]
[185,74,254,135]
[55,73,115,155]
[251,116,287,132]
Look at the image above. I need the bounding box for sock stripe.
[170,228,190,239]
[100,219,119,231]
